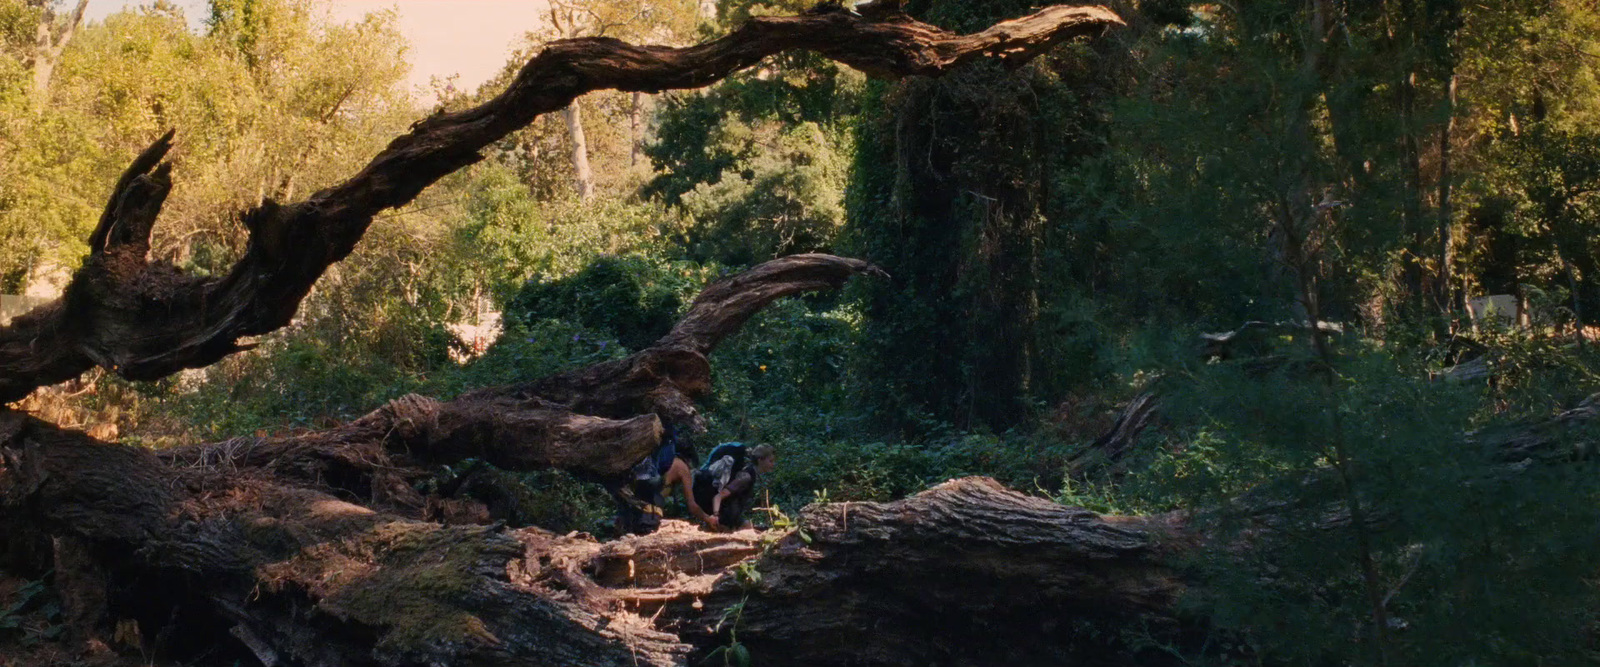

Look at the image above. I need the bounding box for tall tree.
[846,0,1123,432]
[537,0,700,201]
[26,0,85,102]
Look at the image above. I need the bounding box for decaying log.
[4,416,1193,667]
[5,410,1140,666]
[514,478,1192,666]
[1068,391,1159,477]
[1473,393,1600,463]
[0,412,694,666]
[0,5,1122,404]
[1200,319,1346,360]
[671,478,1191,666]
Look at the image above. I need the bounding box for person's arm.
[670,460,713,524]
[712,471,754,525]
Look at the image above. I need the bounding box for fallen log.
[8,382,1600,666]
[145,254,886,517]
[4,415,1192,667]
[1068,391,1159,477]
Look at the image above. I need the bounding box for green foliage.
[0,576,62,648]
[143,321,445,439]
[432,319,631,398]
[444,163,684,300]
[676,120,849,265]
[0,0,413,284]
[644,9,862,266]
[1097,343,1600,665]
[505,255,710,351]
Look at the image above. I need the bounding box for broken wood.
[1068,391,1159,477]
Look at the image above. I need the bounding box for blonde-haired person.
[692,444,776,531]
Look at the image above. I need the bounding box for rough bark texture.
[1068,391,1159,477]
[3,413,1191,666]
[673,478,1190,666]
[0,2,1122,404]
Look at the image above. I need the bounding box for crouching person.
[692,443,776,531]
[609,421,697,535]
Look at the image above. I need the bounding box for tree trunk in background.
[1400,69,1426,306]
[630,91,646,167]
[564,103,595,202]
[855,59,1077,432]
[29,0,88,104]
[1270,0,1334,324]
[1437,72,1457,318]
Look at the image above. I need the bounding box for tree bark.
[562,104,596,201]
[1437,72,1457,317]
[629,91,646,167]
[4,412,1192,666]
[536,478,1191,667]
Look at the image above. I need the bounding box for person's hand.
[706,515,720,529]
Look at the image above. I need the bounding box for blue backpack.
[699,442,750,492]
[700,442,747,471]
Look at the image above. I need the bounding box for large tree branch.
[159,254,884,492]
[0,4,1122,403]
[479,254,886,429]
[654,253,885,356]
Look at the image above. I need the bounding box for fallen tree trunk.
[6,380,1598,667]
[144,254,885,517]
[4,414,1192,667]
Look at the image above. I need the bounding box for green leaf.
[729,643,751,667]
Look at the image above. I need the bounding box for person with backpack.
[692,443,776,530]
[609,420,701,535]
[660,441,713,527]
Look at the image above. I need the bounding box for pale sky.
[83,0,551,97]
